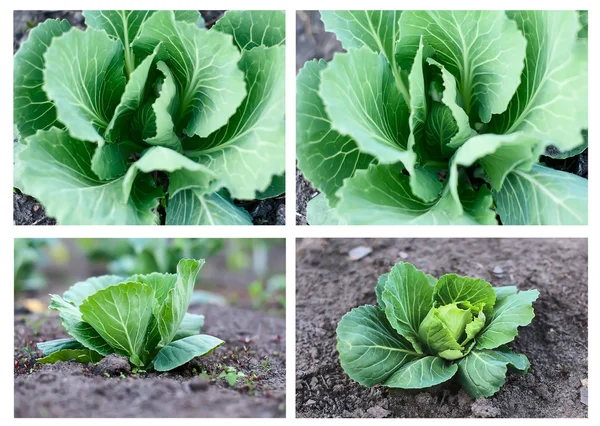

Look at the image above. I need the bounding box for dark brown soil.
[13,10,285,226]
[15,303,285,417]
[295,238,588,418]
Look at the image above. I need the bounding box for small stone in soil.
[399,251,409,259]
[493,265,504,275]
[349,246,372,260]
[305,399,316,407]
[94,354,131,376]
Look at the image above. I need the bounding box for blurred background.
[14,238,285,314]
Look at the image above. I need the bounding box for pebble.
[493,265,504,275]
[310,377,319,389]
[349,246,372,260]
[399,251,409,259]
[305,399,317,407]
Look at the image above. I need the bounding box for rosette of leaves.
[336,262,539,398]
[36,258,224,371]
[14,10,285,225]
[297,10,588,225]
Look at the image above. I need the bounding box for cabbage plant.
[297,10,588,225]
[36,258,224,371]
[337,262,539,398]
[14,10,285,225]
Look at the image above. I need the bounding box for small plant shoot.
[336,262,539,398]
[297,10,587,225]
[14,10,285,225]
[36,258,224,372]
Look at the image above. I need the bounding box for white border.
[3,0,597,422]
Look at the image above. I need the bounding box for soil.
[294,11,589,225]
[13,10,285,226]
[15,302,286,417]
[295,169,316,225]
[295,238,588,418]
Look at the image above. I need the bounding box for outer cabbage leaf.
[44,27,126,143]
[37,348,103,364]
[305,193,348,225]
[49,295,114,356]
[153,334,224,371]
[385,356,458,388]
[495,164,588,225]
[132,11,245,138]
[16,128,160,225]
[337,305,420,386]
[173,313,205,341]
[212,10,285,50]
[156,259,204,347]
[336,164,496,225]
[63,275,125,306]
[79,281,155,366]
[14,18,71,139]
[185,46,285,200]
[166,190,253,225]
[382,262,436,352]
[37,338,84,356]
[399,11,526,123]
[476,289,539,349]
[489,11,587,153]
[255,173,285,200]
[493,286,518,301]
[296,59,374,206]
[456,348,530,398]
[320,48,414,171]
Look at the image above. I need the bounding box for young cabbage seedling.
[298,10,588,225]
[337,262,539,398]
[36,258,224,372]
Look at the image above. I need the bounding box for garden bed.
[15,301,285,417]
[295,238,587,417]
